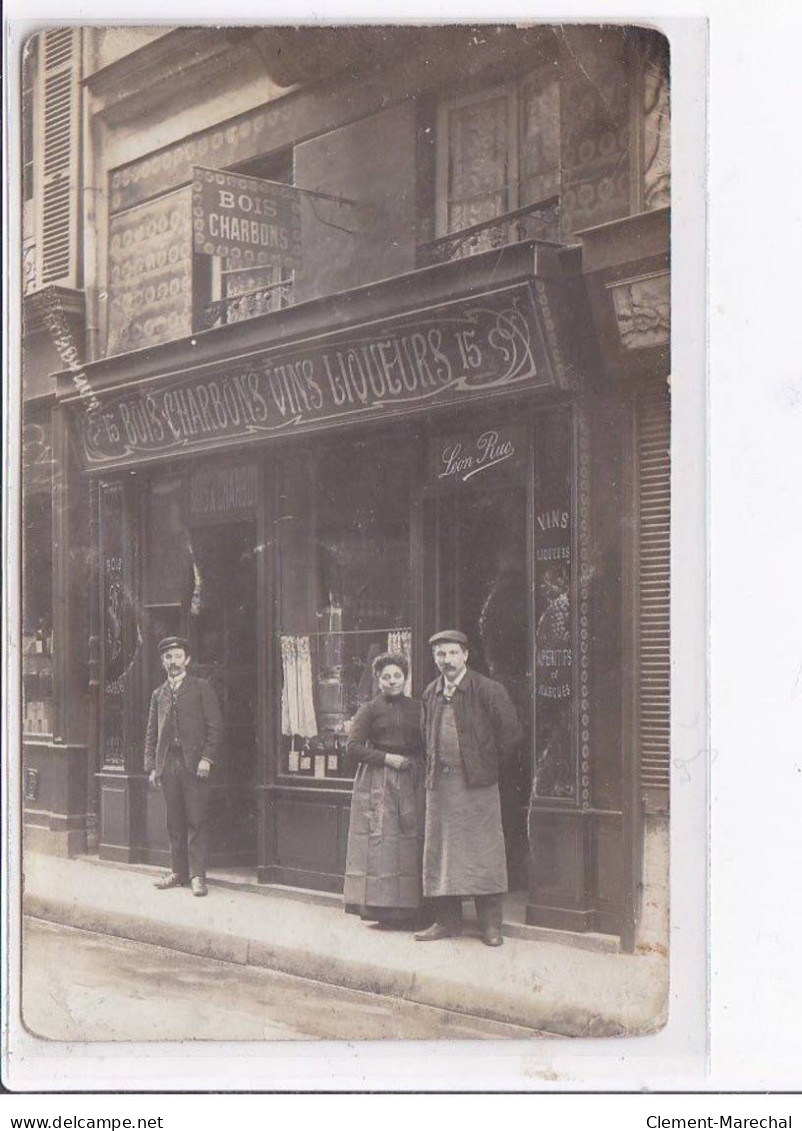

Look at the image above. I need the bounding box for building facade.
[21,25,670,949]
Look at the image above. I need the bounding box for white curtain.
[387,629,412,696]
[280,635,318,739]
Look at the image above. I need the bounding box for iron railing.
[418,195,560,267]
[205,274,294,329]
[203,195,561,329]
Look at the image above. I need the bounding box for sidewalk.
[22,853,668,1038]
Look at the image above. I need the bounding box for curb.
[24,891,650,1038]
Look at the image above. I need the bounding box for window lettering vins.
[535,502,572,701]
[79,286,546,465]
[537,509,569,530]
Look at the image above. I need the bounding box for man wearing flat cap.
[144,637,224,897]
[416,630,522,947]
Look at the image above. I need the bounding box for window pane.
[147,474,186,605]
[278,437,415,779]
[447,95,509,232]
[643,37,670,210]
[519,71,561,241]
[22,412,53,736]
[533,409,575,801]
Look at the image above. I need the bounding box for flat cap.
[428,629,469,648]
[158,636,191,655]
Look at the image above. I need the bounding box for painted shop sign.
[429,424,527,487]
[187,462,259,518]
[532,408,575,801]
[192,167,303,271]
[107,187,194,357]
[76,282,554,469]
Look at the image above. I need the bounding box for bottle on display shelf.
[288,742,300,773]
[299,739,312,773]
[40,668,53,708]
[36,619,51,655]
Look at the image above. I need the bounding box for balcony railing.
[205,267,294,329]
[201,196,560,331]
[418,195,561,268]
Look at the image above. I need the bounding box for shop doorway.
[186,520,258,865]
[423,486,532,888]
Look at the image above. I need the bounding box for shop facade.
[22,24,670,949]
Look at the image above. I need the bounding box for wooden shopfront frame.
[64,240,643,942]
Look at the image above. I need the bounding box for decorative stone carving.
[608,271,670,352]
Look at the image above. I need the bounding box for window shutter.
[636,381,671,794]
[35,28,81,288]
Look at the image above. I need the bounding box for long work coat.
[421,669,522,898]
[343,693,425,912]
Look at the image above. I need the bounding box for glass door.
[424,484,532,888]
[186,520,258,862]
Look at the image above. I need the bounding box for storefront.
[56,228,652,943]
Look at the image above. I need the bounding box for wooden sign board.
[107,187,194,357]
[192,167,302,272]
[75,282,554,469]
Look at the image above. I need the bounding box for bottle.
[299,739,312,773]
[326,735,340,775]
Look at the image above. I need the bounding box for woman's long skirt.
[343,760,426,913]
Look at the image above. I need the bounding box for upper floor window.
[431,72,560,262]
[204,148,296,330]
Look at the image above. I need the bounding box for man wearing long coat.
[416,630,522,947]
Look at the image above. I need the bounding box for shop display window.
[22,428,53,737]
[278,437,415,780]
[532,408,575,800]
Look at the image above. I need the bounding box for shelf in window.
[293,626,412,638]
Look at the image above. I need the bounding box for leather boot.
[476,894,504,947]
[414,897,463,941]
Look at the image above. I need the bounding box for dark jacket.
[422,668,522,788]
[346,694,424,768]
[144,673,224,778]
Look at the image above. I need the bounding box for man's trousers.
[433,893,504,932]
[160,753,211,881]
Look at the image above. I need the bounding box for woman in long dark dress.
[343,652,427,928]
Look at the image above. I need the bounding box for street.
[22,917,543,1042]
